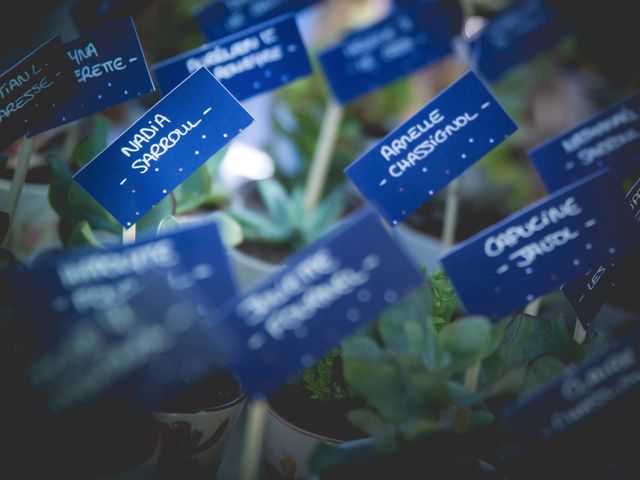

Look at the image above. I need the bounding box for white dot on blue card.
[609,247,616,254]
[108,82,112,87]
[124,90,128,95]
[287,44,297,53]
[428,190,434,195]
[573,259,580,266]
[445,169,451,175]
[253,81,261,89]
[469,138,474,143]
[223,133,228,138]
[264,70,272,78]
[586,243,592,250]
[97,94,102,99]
[202,135,207,139]
[422,167,428,172]
[195,150,200,155]
[131,189,136,193]
[489,138,494,143]
[384,290,398,303]
[527,294,534,302]
[136,212,140,216]
[461,154,467,159]
[62,117,66,122]
[392,220,398,225]
[357,289,372,302]
[155,168,160,172]
[162,189,167,194]
[178,167,184,172]
[347,308,361,322]
[525,268,533,274]
[127,222,132,227]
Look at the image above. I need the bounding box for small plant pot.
[229,246,283,292]
[393,224,443,272]
[262,402,347,480]
[153,370,246,480]
[0,178,59,260]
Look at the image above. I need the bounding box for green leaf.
[309,438,377,475]
[136,195,173,234]
[489,367,526,397]
[523,356,566,395]
[173,164,213,214]
[156,215,181,236]
[207,211,244,247]
[67,221,105,248]
[258,178,290,224]
[397,417,438,442]
[67,183,120,234]
[347,409,397,453]
[230,207,290,244]
[469,410,495,431]
[404,371,451,413]
[341,336,383,364]
[438,316,493,372]
[73,115,110,168]
[430,270,458,327]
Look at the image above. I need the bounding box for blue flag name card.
[74,67,254,228]
[561,175,640,326]
[503,327,640,442]
[0,36,78,152]
[441,169,640,321]
[195,0,320,41]
[530,94,640,193]
[11,222,236,412]
[30,17,155,135]
[469,0,568,82]
[318,3,454,105]
[153,14,311,100]
[345,71,517,226]
[210,210,424,395]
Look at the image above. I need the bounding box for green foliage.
[229,178,344,249]
[296,350,354,406]
[430,270,459,329]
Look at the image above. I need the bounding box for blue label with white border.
[345,71,517,226]
[1,36,78,152]
[440,169,640,321]
[530,94,640,193]
[30,18,155,135]
[153,14,312,100]
[503,327,640,442]
[74,67,254,228]
[319,4,455,105]
[195,0,320,41]
[469,0,568,82]
[10,222,236,412]
[208,209,424,395]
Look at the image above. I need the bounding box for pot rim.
[155,384,247,415]
[265,400,350,445]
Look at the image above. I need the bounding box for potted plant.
[308,271,609,478]
[153,367,246,480]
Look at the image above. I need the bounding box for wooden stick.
[524,297,542,317]
[2,136,35,247]
[122,224,136,245]
[441,178,461,250]
[573,320,587,345]
[454,360,481,433]
[239,399,268,480]
[303,100,344,212]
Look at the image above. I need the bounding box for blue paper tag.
[441,169,640,321]
[503,327,640,442]
[195,0,320,41]
[562,176,640,327]
[345,71,517,226]
[318,4,455,105]
[208,209,424,395]
[530,94,640,193]
[153,14,312,100]
[10,222,236,412]
[469,0,568,82]
[74,67,254,228]
[0,37,78,152]
[29,18,155,135]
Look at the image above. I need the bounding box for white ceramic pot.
[393,224,443,273]
[154,393,246,479]
[229,246,282,292]
[262,403,345,480]
[0,178,59,260]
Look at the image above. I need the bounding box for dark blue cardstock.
[30,17,155,135]
[469,0,568,82]
[345,71,517,226]
[10,222,237,412]
[195,0,320,41]
[0,37,78,152]
[441,169,640,321]
[319,4,454,105]
[530,94,640,193]
[153,14,312,100]
[208,209,424,396]
[503,327,640,442]
[74,67,254,228]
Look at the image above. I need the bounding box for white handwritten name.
[561,107,639,155]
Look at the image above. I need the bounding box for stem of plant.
[2,136,35,247]
[454,360,481,433]
[122,224,136,245]
[303,100,344,213]
[239,399,268,480]
[442,178,461,250]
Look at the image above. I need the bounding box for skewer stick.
[239,399,268,480]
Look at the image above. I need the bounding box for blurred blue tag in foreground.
[0,37,78,152]
[441,169,640,321]
[319,4,455,105]
[30,18,155,135]
[74,67,253,228]
[11,222,236,412]
[503,327,640,442]
[530,94,640,193]
[210,209,423,395]
[195,0,320,41]
[153,14,311,100]
[562,176,640,327]
[469,0,568,82]
[345,71,516,226]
